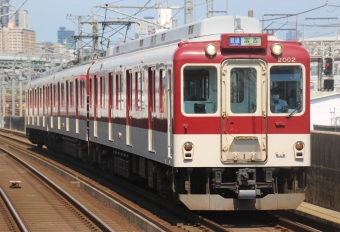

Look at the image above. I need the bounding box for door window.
[230,68,257,114]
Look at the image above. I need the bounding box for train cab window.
[270,66,303,114]
[183,66,217,114]
[230,68,257,114]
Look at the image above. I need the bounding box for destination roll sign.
[229,36,261,46]
[220,34,268,49]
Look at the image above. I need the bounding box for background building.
[0,22,36,53]
[9,10,28,28]
[57,27,75,48]
[286,30,302,41]
[0,0,9,28]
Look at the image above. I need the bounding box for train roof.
[103,15,261,58]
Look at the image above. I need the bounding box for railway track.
[0,187,24,232]
[0,144,115,231]
[0,129,327,232]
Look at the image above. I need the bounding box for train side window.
[70,81,74,108]
[148,67,156,112]
[183,66,217,114]
[109,73,113,110]
[66,81,69,109]
[127,70,132,111]
[61,83,65,107]
[270,65,303,114]
[31,90,33,108]
[115,74,123,110]
[53,85,57,107]
[80,79,85,108]
[43,86,45,114]
[159,69,166,113]
[89,78,92,108]
[39,88,42,108]
[135,71,143,111]
[34,89,36,108]
[46,86,49,108]
[230,68,257,114]
[100,76,106,108]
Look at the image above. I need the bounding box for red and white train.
[26,15,310,210]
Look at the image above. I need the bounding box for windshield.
[270,65,303,114]
[182,66,218,114]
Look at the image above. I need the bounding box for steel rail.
[0,187,28,232]
[0,146,115,232]
[268,212,322,232]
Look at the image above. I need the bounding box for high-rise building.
[286,30,302,41]
[0,0,10,27]
[9,10,28,28]
[57,27,75,48]
[0,22,36,53]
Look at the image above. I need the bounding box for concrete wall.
[310,93,340,130]
[307,131,340,212]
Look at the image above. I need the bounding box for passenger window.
[135,71,143,111]
[270,66,303,114]
[61,83,65,107]
[183,66,217,114]
[160,69,166,113]
[70,82,74,108]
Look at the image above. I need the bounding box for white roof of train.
[104,15,261,58]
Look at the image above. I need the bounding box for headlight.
[205,44,217,56]
[184,142,193,151]
[295,141,304,151]
[271,43,282,56]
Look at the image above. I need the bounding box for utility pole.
[207,0,213,18]
[185,0,193,24]
[66,15,92,58]
[92,19,98,53]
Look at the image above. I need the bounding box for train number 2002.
[278,57,296,62]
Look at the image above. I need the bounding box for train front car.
[172,16,310,210]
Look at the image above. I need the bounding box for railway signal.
[324,58,333,75]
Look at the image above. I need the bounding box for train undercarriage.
[26,128,307,210]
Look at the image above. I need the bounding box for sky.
[6,0,340,45]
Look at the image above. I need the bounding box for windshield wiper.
[286,102,302,119]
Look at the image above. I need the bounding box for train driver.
[270,86,288,113]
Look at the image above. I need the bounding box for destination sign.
[228,36,262,46]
